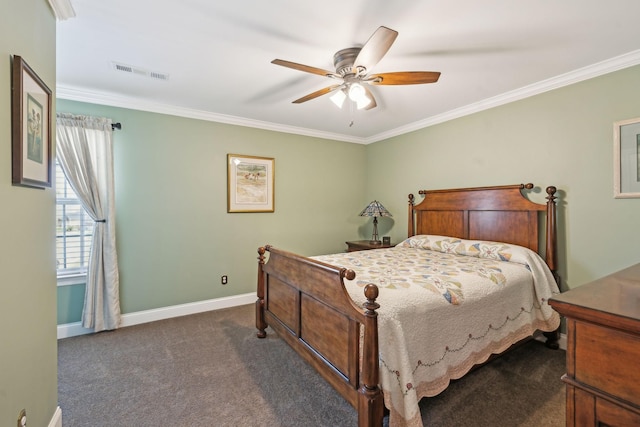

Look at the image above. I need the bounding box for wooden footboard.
[256,246,384,427]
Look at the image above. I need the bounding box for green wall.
[56,100,368,319]
[57,57,640,323]
[366,65,640,291]
[58,65,640,323]
[0,0,58,426]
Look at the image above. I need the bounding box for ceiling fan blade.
[271,59,337,78]
[292,85,342,104]
[367,71,441,85]
[362,85,377,110]
[352,26,398,73]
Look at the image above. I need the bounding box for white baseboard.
[558,333,567,350]
[48,406,62,427]
[57,292,256,339]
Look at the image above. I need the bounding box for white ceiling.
[56,0,640,144]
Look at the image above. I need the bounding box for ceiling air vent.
[112,62,169,81]
[148,71,169,81]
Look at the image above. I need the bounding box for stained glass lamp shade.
[359,200,392,244]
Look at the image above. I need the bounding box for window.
[56,161,94,280]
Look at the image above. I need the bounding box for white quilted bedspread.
[313,235,560,427]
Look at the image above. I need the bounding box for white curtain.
[56,113,121,332]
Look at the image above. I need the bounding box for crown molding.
[57,49,640,145]
[47,0,75,20]
[55,86,367,144]
[366,49,640,144]
[56,85,364,144]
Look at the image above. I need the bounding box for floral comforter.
[313,235,560,427]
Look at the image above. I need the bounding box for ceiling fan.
[271,26,441,110]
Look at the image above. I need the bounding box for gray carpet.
[58,304,565,426]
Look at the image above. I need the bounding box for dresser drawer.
[596,396,640,427]
[574,320,640,407]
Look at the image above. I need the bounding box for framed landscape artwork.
[11,55,52,189]
[614,117,640,198]
[227,154,275,212]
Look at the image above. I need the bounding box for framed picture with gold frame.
[227,154,275,212]
[11,55,52,189]
[614,117,640,198]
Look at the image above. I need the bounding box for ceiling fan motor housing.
[333,47,361,76]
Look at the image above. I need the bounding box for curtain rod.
[111,122,122,131]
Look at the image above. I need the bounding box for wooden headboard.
[408,183,557,273]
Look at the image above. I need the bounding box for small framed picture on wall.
[614,117,640,198]
[11,55,52,189]
[227,154,275,212]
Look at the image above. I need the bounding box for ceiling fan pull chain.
[349,100,355,127]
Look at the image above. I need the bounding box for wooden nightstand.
[345,240,394,252]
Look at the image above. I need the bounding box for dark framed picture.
[227,154,275,212]
[11,55,52,189]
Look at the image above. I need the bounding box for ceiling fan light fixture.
[348,83,371,109]
[356,96,372,110]
[330,88,347,108]
[348,83,365,101]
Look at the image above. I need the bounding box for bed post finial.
[359,284,384,427]
[256,246,267,338]
[408,194,415,237]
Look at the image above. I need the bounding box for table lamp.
[359,200,392,244]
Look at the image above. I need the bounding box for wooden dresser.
[549,263,640,427]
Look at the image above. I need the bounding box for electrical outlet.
[221,275,228,285]
[17,409,26,427]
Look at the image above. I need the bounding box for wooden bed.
[255,183,560,427]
